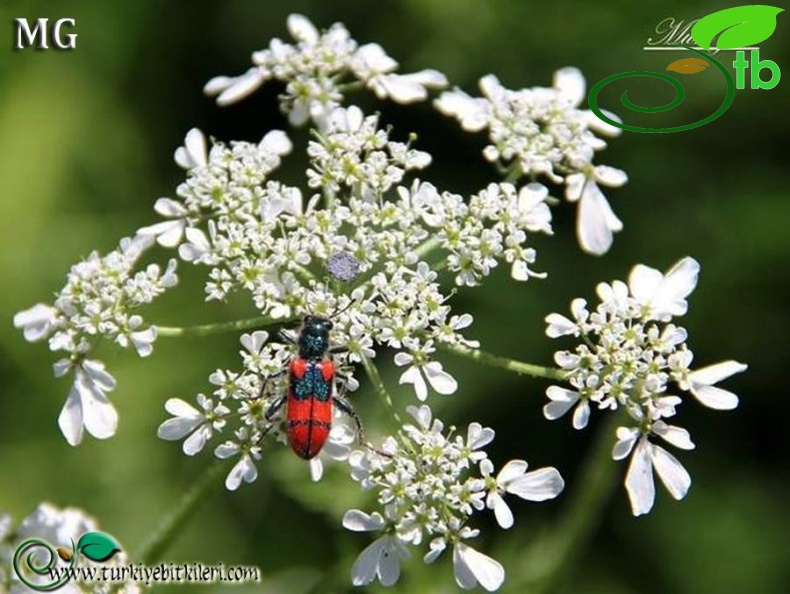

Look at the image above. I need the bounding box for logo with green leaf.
[12,531,121,591]
[588,4,783,133]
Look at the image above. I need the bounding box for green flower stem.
[439,344,566,381]
[136,460,230,564]
[517,414,621,593]
[504,162,524,183]
[156,316,292,338]
[361,356,402,423]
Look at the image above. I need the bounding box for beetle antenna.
[329,297,355,319]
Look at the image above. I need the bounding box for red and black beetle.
[264,315,361,459]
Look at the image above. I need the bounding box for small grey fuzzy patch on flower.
[327,252,362,282]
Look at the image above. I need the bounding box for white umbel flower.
[437,68,626,254]
[204,14,446,126]
[544,257,746,514]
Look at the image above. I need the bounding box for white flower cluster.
[544,257,747,515]
[153,98,558,484]
[343,405,564,591]
[14,236,178,445]
[307,106,431,199]
[0,503,137,594]
[204,14,447,127]
[436,69,626,255]
[147,94,556,466]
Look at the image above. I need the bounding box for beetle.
[263,314,361,460]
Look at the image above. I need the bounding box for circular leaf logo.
[691,5,784,51]
[76,531,121,563]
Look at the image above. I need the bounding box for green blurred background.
[1,1,787,592]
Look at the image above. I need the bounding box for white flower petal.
[174,128,207,169]
[594,165,628,187]
[343,510,385,532]
[628,264,662,303]
[136,220,185,248]
[287,13,319,44]
[553,67,585,106]
[688,360,748,386]
[652,422,695,450]
[405,68,448,88]
[131,327,157,357]
[81,360,116,392]
[203,75,234,95]
[572,399,590,429]
[585,108,623,136]
[453,543,505,592]
[489,493,513,529]
[164,397,199,417]
[240,330,269,354]
[213,69,266,106]
[423,361,458,395]
[58,384,84,446]
[650,443,691,501]
[407,404,432,429]
[351,538,387,586]
[178,227,211,262]
[379,538,408,586]
[225,455,257,491]
[543,386,580,420]
[577,181,622,255]
[350,535,407,587]
[157,414,202,441]
[505,467,565,501]
[393,352,413,366]
[625,440,655,516]
[399,366,427,400]
[182,426,210,456]
[649,257,700,318]
[497,459,529,484]
[612,427,639,460]
[424,538,446,564]
[689,383,740,410]
[565,172,585,202]
[259,130,292,156]
[355,43,398,73]
[545,313,578,337]
[13,303,57,341]
[214,442,239,459]
[75,371,118,441]
[467,422,495,450]
[309,458,323,482]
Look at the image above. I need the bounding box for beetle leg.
[242,369,286,402]
[278,328,298,344]
[329,345,349,355]
[332,393,364,444]
[264,395,285,421]
[251,394,286,448]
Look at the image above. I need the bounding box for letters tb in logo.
[14,18,77,50]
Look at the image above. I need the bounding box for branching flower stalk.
[13,13,746,592]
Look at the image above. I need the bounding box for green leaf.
[75,532,121,563]
[691,5,784,50]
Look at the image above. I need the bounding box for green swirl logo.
[12,532,121,591]
[12,538,75,591]
[588,47,735,134]
[587,5,783,134]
